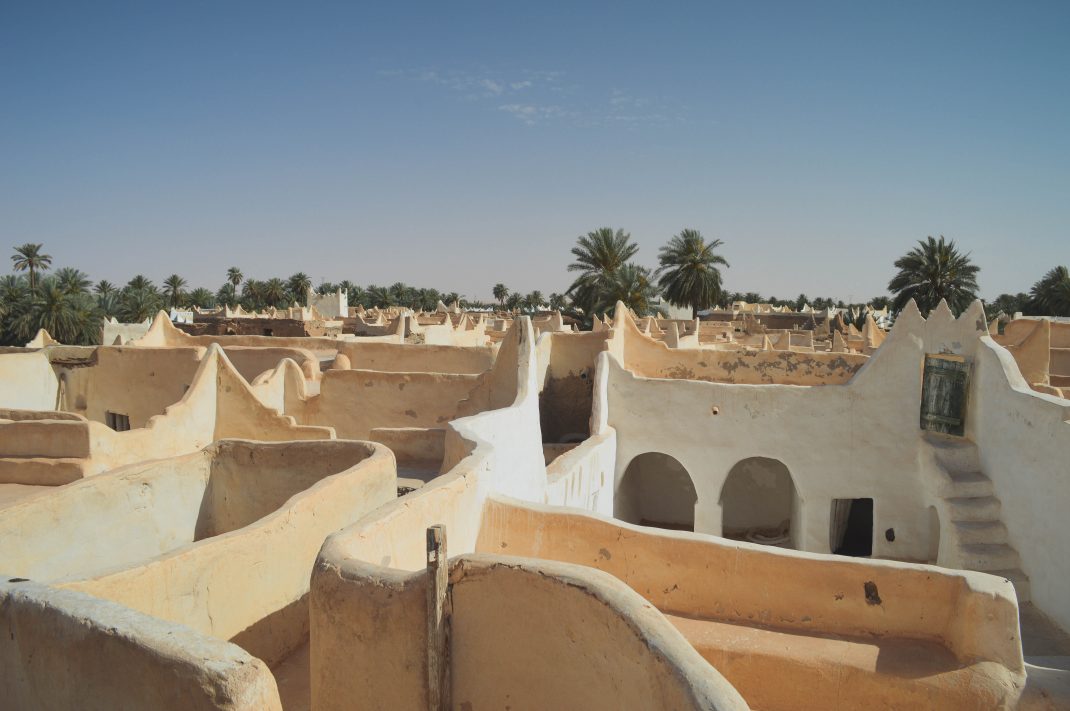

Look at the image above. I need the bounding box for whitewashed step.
[959,543,1021,571]
[990,569,1032,603]
[952,520,1008,545]
[943,470,994,498]
[947,496,1001,521]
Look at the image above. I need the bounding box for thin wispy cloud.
[497,103,566,125]
[382,67,688,128]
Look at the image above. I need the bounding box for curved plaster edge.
[452,552,751,711]
[0,576,281,711]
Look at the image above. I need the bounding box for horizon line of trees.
[3,238,1069,347]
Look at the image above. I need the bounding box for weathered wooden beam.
[426,524,450,711]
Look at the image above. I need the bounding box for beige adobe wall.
[0,351,58,410]
[0,418,90,460]
[336,340,495,375]
[48,440,394,667]
[972,338,1070,630]
[535,330,612,442]
[1049,321,1070,349]
[57,346,204,428]
[478,496,1022,671]
[311,318,552,706]
[132,310,402,353]
[312,551,746,711]
[221,345,320,383]
[477,498,1036,710]
[993,319,1051,387]
[79,346,332,477]
[450,554,748,711]
[295,369,481,440]
[369,426,446,472]
[615,307,866,385]
[0,579,281,711]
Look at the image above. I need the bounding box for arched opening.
[720,457,796,547]
[615,452,697,531]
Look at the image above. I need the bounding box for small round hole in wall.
[885,528,895,542]
[580,372,588,380]
[711,406,720,415]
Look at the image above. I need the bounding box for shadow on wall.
[720,457,796,547]
[615,452,697,531]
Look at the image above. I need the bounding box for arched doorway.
[720,457,796,547]
[615,452,697,531]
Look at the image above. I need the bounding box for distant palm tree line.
[3,239,1067,346]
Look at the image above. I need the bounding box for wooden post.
[426,524,449,711]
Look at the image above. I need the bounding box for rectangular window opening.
[105,411,131,432]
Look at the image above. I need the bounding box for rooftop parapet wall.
[312,318,554,706]
[312,551,747,711]
[0,439,395,669]
[0,578,282,711]
[0,351,59,411]
[478,496,1023,672]
[54,346,205,428]
[0,345,334,485]
[972,337,1070,631]
[612,303,866,385]
[132,310,403,352]
[476,497,1043,710]
[299,368,482,440]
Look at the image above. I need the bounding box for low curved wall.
[0,439,396,668]
[310,553,748,711]
[476,497,1023,671]
[0,578,281,711]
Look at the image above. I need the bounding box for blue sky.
[1,1,1067,302]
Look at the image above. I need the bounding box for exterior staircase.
[927,434,1031,602]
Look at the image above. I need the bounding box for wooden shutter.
[921,354,969,436]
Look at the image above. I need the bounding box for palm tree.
[505,292,523,312]
[262,278,288,308]
[95,280,117,298]
[567,228,639,314]
[492,283,509,308]
[593,264,657,317]
[15,278,100,345]
[242,279,265,309]
[888,236,980,314]
[1030,266,1070,317]
[187,287,216,309]
[119,287,163,323]
[163,274,187,308]
[216,282,238,307]
[126,275,154,292]
[525,290,544,312]
[227,267,243,288]
[548,292,568,311]
[655,229,729,318]
[389,282,413,306]
[288,272,312,305]
[11,243,52,291]
[54,267,92,296]
[366,285,393,308]
[443,292,460,307]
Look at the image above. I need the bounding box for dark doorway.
[831,498,873,556]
